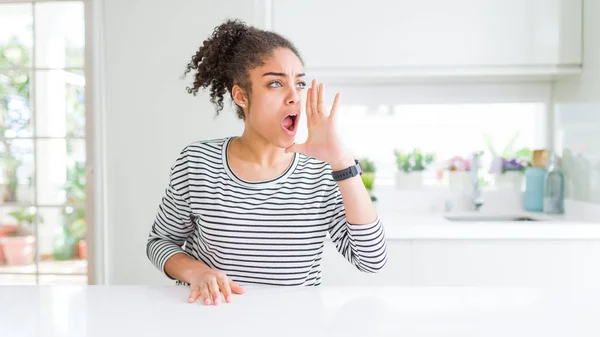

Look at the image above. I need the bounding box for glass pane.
[0,139,34,204]
[0,204,38,271]
[337,103,545,187]
[39,274,87,285]
[37,206,87,274]
[35,2,85,68]
[0,274,36,285]
[37,139,85,205]
[35,70,86,137]
[0,70,33,137]
[0,4,33,68]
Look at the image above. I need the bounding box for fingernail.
[188,297,193,303]
[205,298,211,305]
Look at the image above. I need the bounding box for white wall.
[101,0,257,284]
[553,0,600,205]
[95,0,564,285]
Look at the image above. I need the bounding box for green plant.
[65,207,86,242]
[361,173,375,191]
[7,207,44,236]
[62,159,87,244]
[484,131,533,174]
[484,131,533,162]
[2,155,22,202]
[358,158,377,202]
[394,148,434,173]
[65,161,86,204]
[1,37,32,202]
[359,158,376,173]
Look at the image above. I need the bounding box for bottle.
[544,153,565,214]
[524,150,548,212]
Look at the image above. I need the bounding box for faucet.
[471,151,484,211]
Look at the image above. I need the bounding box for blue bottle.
[543,153,565,214]
[524,167,547,212]
[524,149,548,212]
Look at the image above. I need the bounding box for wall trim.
[85,0,108,285]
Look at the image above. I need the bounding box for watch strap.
[331,160,362,181]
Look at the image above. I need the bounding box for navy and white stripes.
[147,137,387,286]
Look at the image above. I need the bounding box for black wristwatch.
[331,160,362,181]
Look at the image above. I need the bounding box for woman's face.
[244,47,306,149]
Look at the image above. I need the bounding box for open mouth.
[282,113,298,132]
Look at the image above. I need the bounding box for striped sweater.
[146,137,388,286]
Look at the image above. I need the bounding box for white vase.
[448,171,471,191]
[395,171,423,190]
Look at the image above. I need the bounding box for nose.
[286,84,300,105]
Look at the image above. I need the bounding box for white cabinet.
[321,239,600,287]
[320,240,411,286]
[410,240,600,287]
[270,0,582,80]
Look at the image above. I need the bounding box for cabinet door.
[272,0,581,69]
[320,240,411,286]
[410,240,600,287]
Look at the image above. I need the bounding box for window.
[336,102,547,187]
[0,1,87,285]
[296,82,549,192]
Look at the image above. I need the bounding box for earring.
[240,103,245,108]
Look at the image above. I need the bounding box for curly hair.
[183,19,303,120]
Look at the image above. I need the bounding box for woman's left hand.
[285,79,354,169]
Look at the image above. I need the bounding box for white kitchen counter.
[381,213,600,240]
[2,285,600,337]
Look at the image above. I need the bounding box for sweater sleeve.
[325,185,388,273]
[146,148,195,279]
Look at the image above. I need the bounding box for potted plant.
[0,207,43,266]
[393,148,434,190]
[359,158,377,203]
[65,207,86,259]
[64,161,87,259]
[0,222,18,264]
[490,156,531,190]
[485,132,532,190]
[445,155,471,190]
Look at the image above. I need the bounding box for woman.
[146,19,387,306]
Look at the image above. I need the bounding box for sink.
[443,213,540,222]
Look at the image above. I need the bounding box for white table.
[2,285,600,337]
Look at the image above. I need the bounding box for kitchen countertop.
[380,212,600,240]
[2,285,600,337]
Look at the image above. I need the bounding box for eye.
[296,81,307,89]
[268,81,282,88]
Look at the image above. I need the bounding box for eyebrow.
[262,72,306,77]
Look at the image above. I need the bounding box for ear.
[231,84,248,108]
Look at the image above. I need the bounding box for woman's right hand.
[187,267,245,305]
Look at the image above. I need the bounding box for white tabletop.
[2,285,600,337]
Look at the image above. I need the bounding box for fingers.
[329,93,341,119]
[318,82,325,115]
[306,87,313,117]
[310,79,318,116]
[217,274,232,303]
[208,278,221,305]
[200,283,211,305]
[308,79,339,118]
[188,286,201,303]
[190,273,244,306]
[229,279,245,294]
